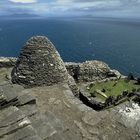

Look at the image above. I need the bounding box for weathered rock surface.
[0,57,17,68]
[0,83,81,140]
[65,61,112,82]
[11,36,68,87]
[0,84,19,109]
[0,67,139,140]
[67,74,80,97]
[114,102,140,136]
[24,83,139,140]
[0,85,42,140]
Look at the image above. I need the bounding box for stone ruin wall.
[65,61,111,82]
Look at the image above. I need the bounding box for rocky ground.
[0,67,139,140]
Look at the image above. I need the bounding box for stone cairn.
[11,36,68,87]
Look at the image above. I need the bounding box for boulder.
[11,36,68,88]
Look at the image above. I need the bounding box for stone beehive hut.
[11,36,68,87]
[65,61,111,82]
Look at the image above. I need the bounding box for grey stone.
[19,104,38,117]
[108,69,122,78]
[0,106,35,139]
[3,92,17,103]
[4,125,39,140]
[49,130,81,140]
[17,94,36,106]
[0,99,19,110]
[29,112,57,140]
[0,106,25,128]
[67,74,79,97]
[0,84,18,102]
[45,111,64,132]
[0,117,31,138]
[45,111,81,140]
[0,57,17,68]
[65,62,80,79]
[0,85,19,109]
[11,36,68,88]
[135,120,140,136]
[79,92,104,110]
[65,61,111,82]
[21,135,42,140]
[0,92,6,104]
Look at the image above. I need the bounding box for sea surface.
[0,17,140,76]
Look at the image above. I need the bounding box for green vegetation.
[88,79,140,101]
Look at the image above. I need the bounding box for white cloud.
[57,0,74,3]
[1,0,140,17]
[9,0,37,3]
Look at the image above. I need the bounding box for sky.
[0,0,140,18]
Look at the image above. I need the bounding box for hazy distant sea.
[0,17,140,76]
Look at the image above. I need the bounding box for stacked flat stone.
[11,36,68,87]
[78,61,110,82]
[65,61,111,82]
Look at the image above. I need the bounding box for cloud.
[9,0,37,4]
[0,0,140,18]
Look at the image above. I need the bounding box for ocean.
[0,17,140,76]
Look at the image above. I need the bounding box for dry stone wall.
[65,61,111,82]
[11,36,68,87]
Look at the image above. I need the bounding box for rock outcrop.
[0,57,17,68]
[0,84,80,140]
[11,36,68,88]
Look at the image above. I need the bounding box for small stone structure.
[65,61,111,82]
[11,36,68,87]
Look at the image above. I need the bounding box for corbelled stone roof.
[65,60,111,82]
[11,36,68,87]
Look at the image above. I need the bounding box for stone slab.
[29,112,56,140]
[45,111,64,132]
[3,125,38,140]
[17,94,36,106]
[0,106,25,127]
[19,104,38,117]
